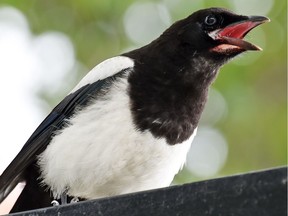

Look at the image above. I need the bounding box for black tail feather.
[10,164,52,213]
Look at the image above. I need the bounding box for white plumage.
[38,56,196,199]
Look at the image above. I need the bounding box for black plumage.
[123,8,268,144]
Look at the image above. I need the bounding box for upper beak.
[209,15,270,51]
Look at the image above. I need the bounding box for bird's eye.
[205,15,217,26]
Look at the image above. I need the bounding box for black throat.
[123,39,220,145]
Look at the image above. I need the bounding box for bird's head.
[124,8,270,86]
[163,7,270,63]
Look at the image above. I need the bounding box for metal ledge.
[9,166,287,216]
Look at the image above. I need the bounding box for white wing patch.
[70,56,134,93]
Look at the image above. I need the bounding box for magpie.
[0,7,269,213]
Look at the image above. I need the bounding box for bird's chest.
[38,80,194,199]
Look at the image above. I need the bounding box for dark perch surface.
[9,166,287,216]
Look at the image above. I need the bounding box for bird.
[0,7,269,213]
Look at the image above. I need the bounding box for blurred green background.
[0,0,286,184]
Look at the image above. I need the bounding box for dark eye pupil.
[205,16,217,25]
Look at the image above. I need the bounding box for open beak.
[209,16,270,52]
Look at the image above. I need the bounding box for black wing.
[0,70,128,203]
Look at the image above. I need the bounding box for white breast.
[38,69,196,200]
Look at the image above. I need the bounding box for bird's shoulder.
[71,56,134,93]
